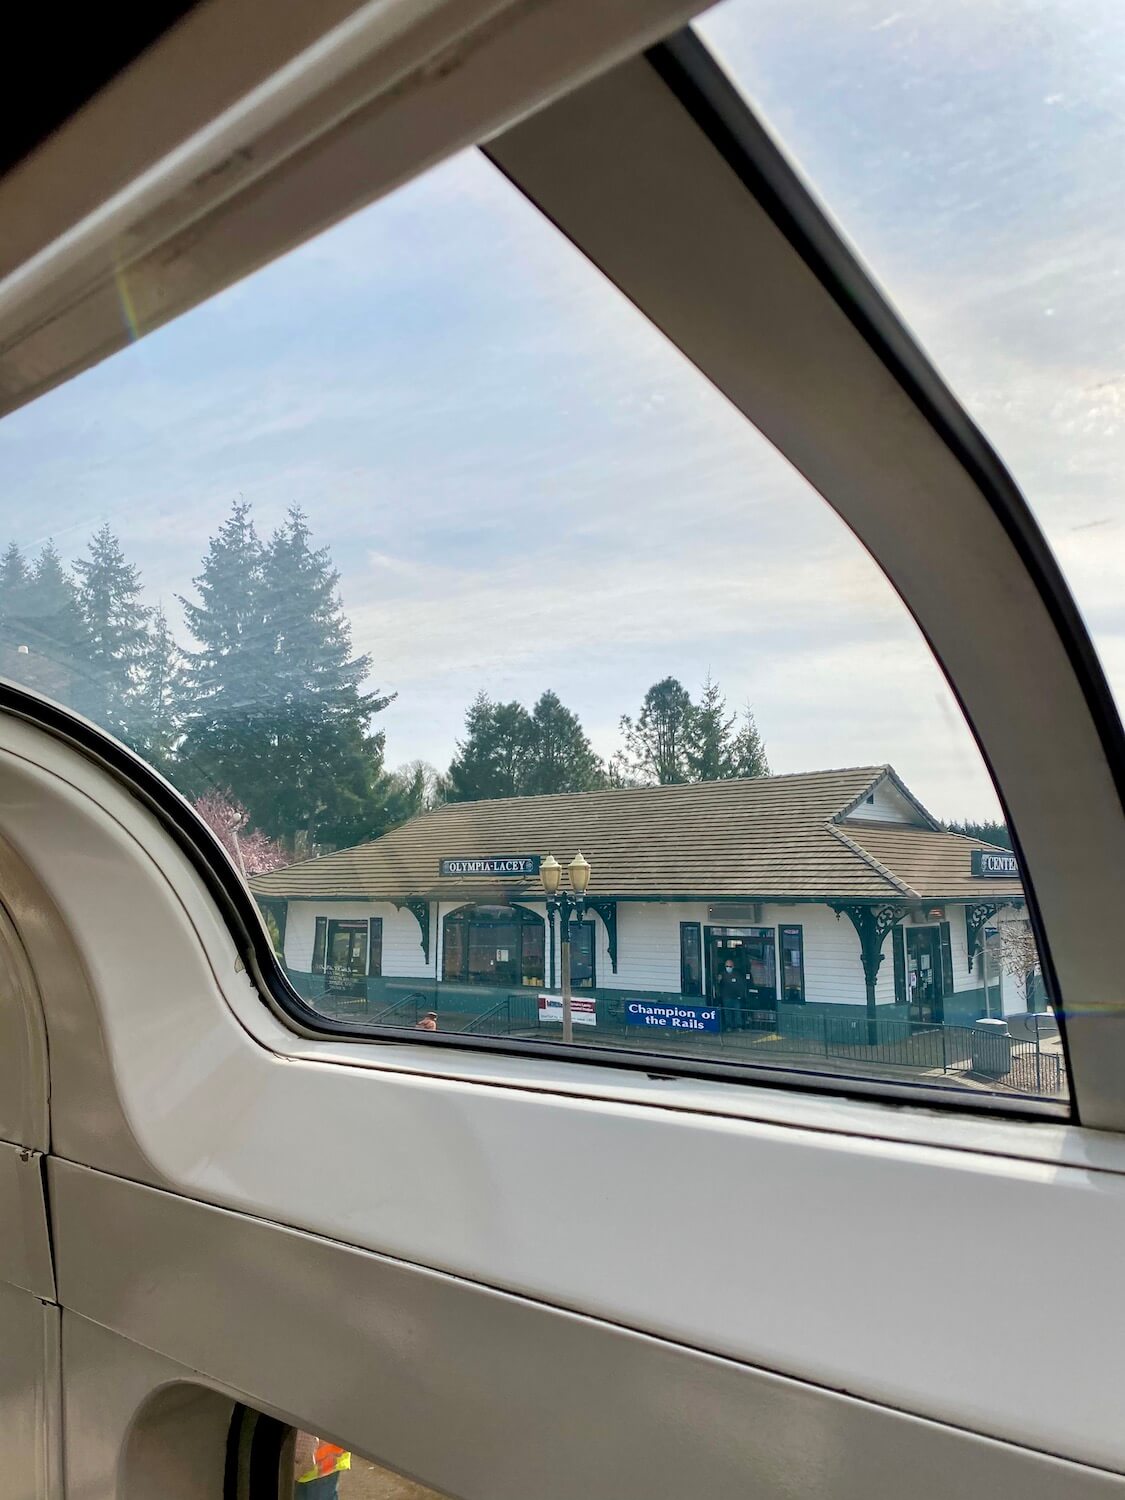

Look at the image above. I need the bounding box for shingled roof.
[250,766,1025,905]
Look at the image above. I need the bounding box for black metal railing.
[460,991,541,1035]
[284,966,1065,1098]
[368,990,428,1027]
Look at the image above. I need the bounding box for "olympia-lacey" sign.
[439,855,541,878]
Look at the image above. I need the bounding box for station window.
[571,920,596,989]
[442,904,545,987]
[680,923,703,997]
[779,926,805,1006]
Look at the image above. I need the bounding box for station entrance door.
[705,926,778,1027]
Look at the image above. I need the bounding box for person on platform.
[294,1433,350,1498]
[714,957,748,1031]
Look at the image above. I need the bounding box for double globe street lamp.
[539,850,592,1044]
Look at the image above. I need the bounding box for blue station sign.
[626,1000,720,1033]
[439,855,541,878]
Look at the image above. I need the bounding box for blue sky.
[2,0,1122,820]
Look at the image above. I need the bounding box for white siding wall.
[996,907,1032,1015]
[841,778,924,825]
[768,902,891,1007]
[945,911,973,994]
[284,901,434,979]
[279,896,1010,1010]
[596,902,699,994]
[593,901,883,1007]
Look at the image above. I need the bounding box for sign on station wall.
[538,994,597,1026]
[626,1001,720,1033]
[439,855,541,877]
[971,849,1018,878]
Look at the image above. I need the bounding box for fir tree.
[16,543,90,714]
[944,818,1010,849]
[0,542,33,688]
[524,690,605,794]
[128,606,187,774]
[0,542,31,627]
[685,673,737,781]
[618,676,694,785]
[255,507,394,848]
[178,501,273,807]
[74,524,149,737]
[447,693,534,802]
[730,703,769,779]
[180,502,394,849]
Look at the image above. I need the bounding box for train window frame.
[1,22,1122,1126]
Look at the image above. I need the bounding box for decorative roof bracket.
[965,901,999,975]
[393,898,431,965]
[585,897,618,974]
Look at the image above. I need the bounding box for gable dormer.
[840,769,935,829]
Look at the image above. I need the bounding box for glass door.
[906,927,943,1024]
[706,927,778,1028]
[325,920,368,997]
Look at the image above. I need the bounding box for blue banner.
[626,1001,720,1033]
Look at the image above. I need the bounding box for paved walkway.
[340,1456,443,1499]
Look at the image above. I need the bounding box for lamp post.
[540,851,592,1044]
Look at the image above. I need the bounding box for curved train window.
[0,122,1066,1105]
[698,0,1125,723]
[226,1411,453,1499]
[290,1434,450,1499]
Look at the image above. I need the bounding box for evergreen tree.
[685,673,737,781]
[730,702,769,778]
[606,750,639,788]
[0,542,33,687]
[618,676,694,785]
[180,502,395,850]
[944,818,1010,849]
[447,693,534,802]
[128,606,187,775]
[0,542,31,628]
[256,507,394,848]
[16,543,90,713]
[524,690,605,794]
[386,760,448,819]
[178,501,273,808]
[74,524,149,737]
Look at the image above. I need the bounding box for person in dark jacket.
[714,958,748,1031]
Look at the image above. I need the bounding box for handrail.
[461,996,511,1035]
[370,990,426,1026]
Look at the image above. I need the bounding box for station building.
[251,765,1038,1030]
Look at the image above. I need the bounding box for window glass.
[680,922,703,998]
[368,917,383,977]
[779,925,805,1006]
[0,140,1064,1103]
[325,920,368,997]
[571,921,596,989]
[697,0,1125,723]
[291,1432,450,1498]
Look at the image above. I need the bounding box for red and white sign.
[538,993,597,1027]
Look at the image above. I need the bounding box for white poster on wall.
[538,994,597,1027]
